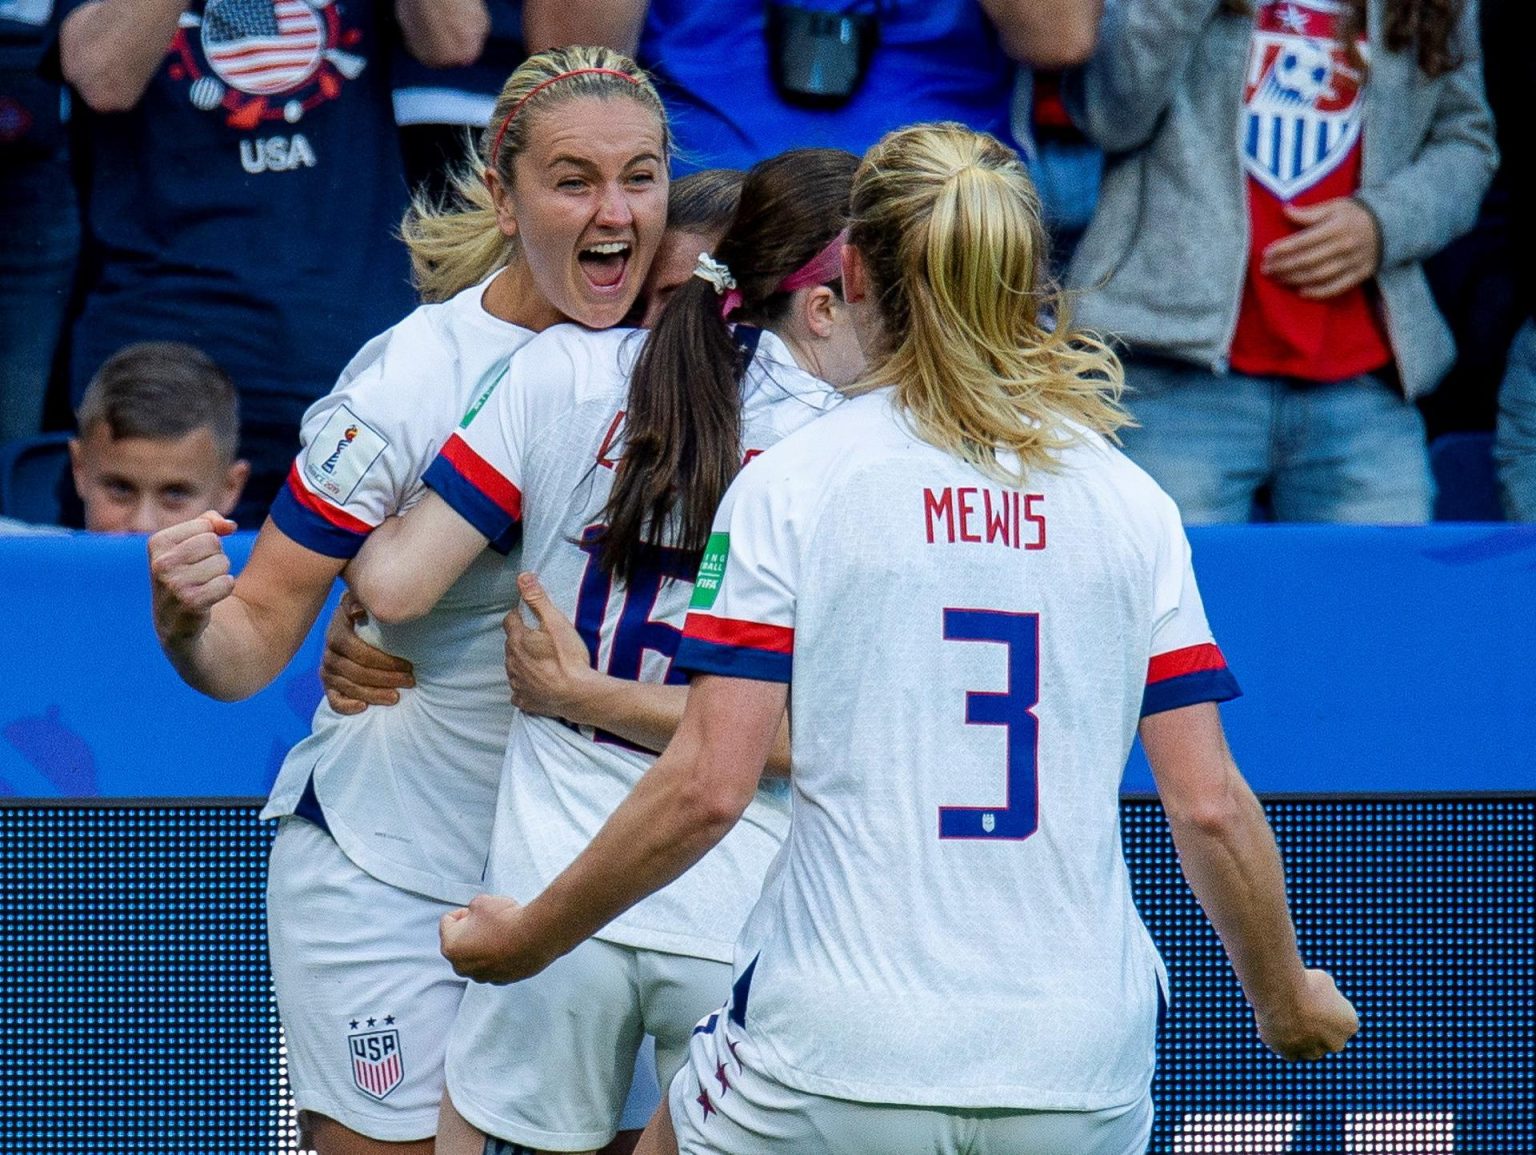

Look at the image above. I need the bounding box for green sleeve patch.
[690,532,730,609]
[459,364,508,429]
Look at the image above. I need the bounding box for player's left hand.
[439,894,554,984]
[1260,197,1381,300]
[504,572,601,722]
[320,592,415,715]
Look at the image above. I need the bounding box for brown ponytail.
[598,148,859,581]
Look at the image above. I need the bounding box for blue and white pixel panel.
[1,800,1531,1152]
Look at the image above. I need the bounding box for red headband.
[721,230,849,320]
[488,68,644,170]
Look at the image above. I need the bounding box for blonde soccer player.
[436,123,1361,1155]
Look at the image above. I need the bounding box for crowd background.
[0,0,1530,531]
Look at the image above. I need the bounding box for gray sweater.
[1064,0,1498,398]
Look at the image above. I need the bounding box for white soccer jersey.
[675,389,1241,1110]
[262,274,532,904]
[425,323,839,961]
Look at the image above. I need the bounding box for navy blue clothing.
[62,0,416,438]
[390,0,521,112]
[637,0,1018,174]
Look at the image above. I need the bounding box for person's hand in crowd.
[396,0,491,69]
[148,511,237,644]
[504,572,601,721]
[1255,967,1360,1061]
[1261,197,1382,299]
[440,893,553,984]
[319,591,415,715]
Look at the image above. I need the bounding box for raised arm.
[1061,0,1224,153]
[59,0,187,113]
[504,573,794,774]
[150,513,344,701]
[978,0,1102,69]
[441,674,784,983]
[522,0,647,55]
[1140,702,1359,1060]
[343,490,489,625]
[396,0,491,69]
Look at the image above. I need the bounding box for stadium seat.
[0,432,74,526]
[1430,430,1504,522]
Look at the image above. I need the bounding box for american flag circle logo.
[202,0,325,97]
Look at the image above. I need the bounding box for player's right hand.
[1257,968,1360,1061]
[147,511,238,644]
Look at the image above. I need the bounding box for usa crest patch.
[349,1027,404,1100]
[1242,1,1367,200]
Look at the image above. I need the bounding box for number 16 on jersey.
[939,609,1040,842]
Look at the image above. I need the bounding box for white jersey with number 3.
[675,389,1241,1109]
[424,323,840,961]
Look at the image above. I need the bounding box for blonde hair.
[400,46,669,303]
[847,122,1128,482]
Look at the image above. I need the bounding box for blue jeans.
[1494,318,1536,522]
[1118,359,1434,524]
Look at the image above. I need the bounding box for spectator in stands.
[70,341,248,534]
[391,0,524,202]
[0,0,77,446]
[56,0,488,524]
[1486,0,1535,520]
[1065,0,1497,523]
[523,0,1101,174]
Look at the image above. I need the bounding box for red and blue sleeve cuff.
[269,464,374,559]
[1141,642,1242,717]
[423,435,522,555]
[675,614,794,683]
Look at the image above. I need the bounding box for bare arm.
[504,573,793,774]
[979,0,1102,69]
[441,675,784,982]
[396,0,491,69]
[343,490,489,625]
[59,0,187,113]
[150,513,344,701]
[522,0,647,55]
[1141,702,1359,1060]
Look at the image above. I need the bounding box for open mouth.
[578,241,632,291]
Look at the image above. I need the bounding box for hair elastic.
[488,67,643,169]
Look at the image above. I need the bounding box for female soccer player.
[437,123,1362,1155]
[146,47,669,1155]
[343,148,863,1155]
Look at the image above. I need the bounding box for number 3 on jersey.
[939,609,1040,841]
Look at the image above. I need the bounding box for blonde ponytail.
[399,45,669,303]
[847,123,1128,482]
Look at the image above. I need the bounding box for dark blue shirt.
[63,0,416,426]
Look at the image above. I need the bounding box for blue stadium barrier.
[2,526,1532,799]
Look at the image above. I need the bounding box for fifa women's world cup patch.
[347,1016,404,1100]
[303,404,389,504]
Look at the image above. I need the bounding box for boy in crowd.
[70,341,248,534]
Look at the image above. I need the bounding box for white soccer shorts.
[445,934,731,1151]
[668,1005,1156,1155]
[267,816,466,1141]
